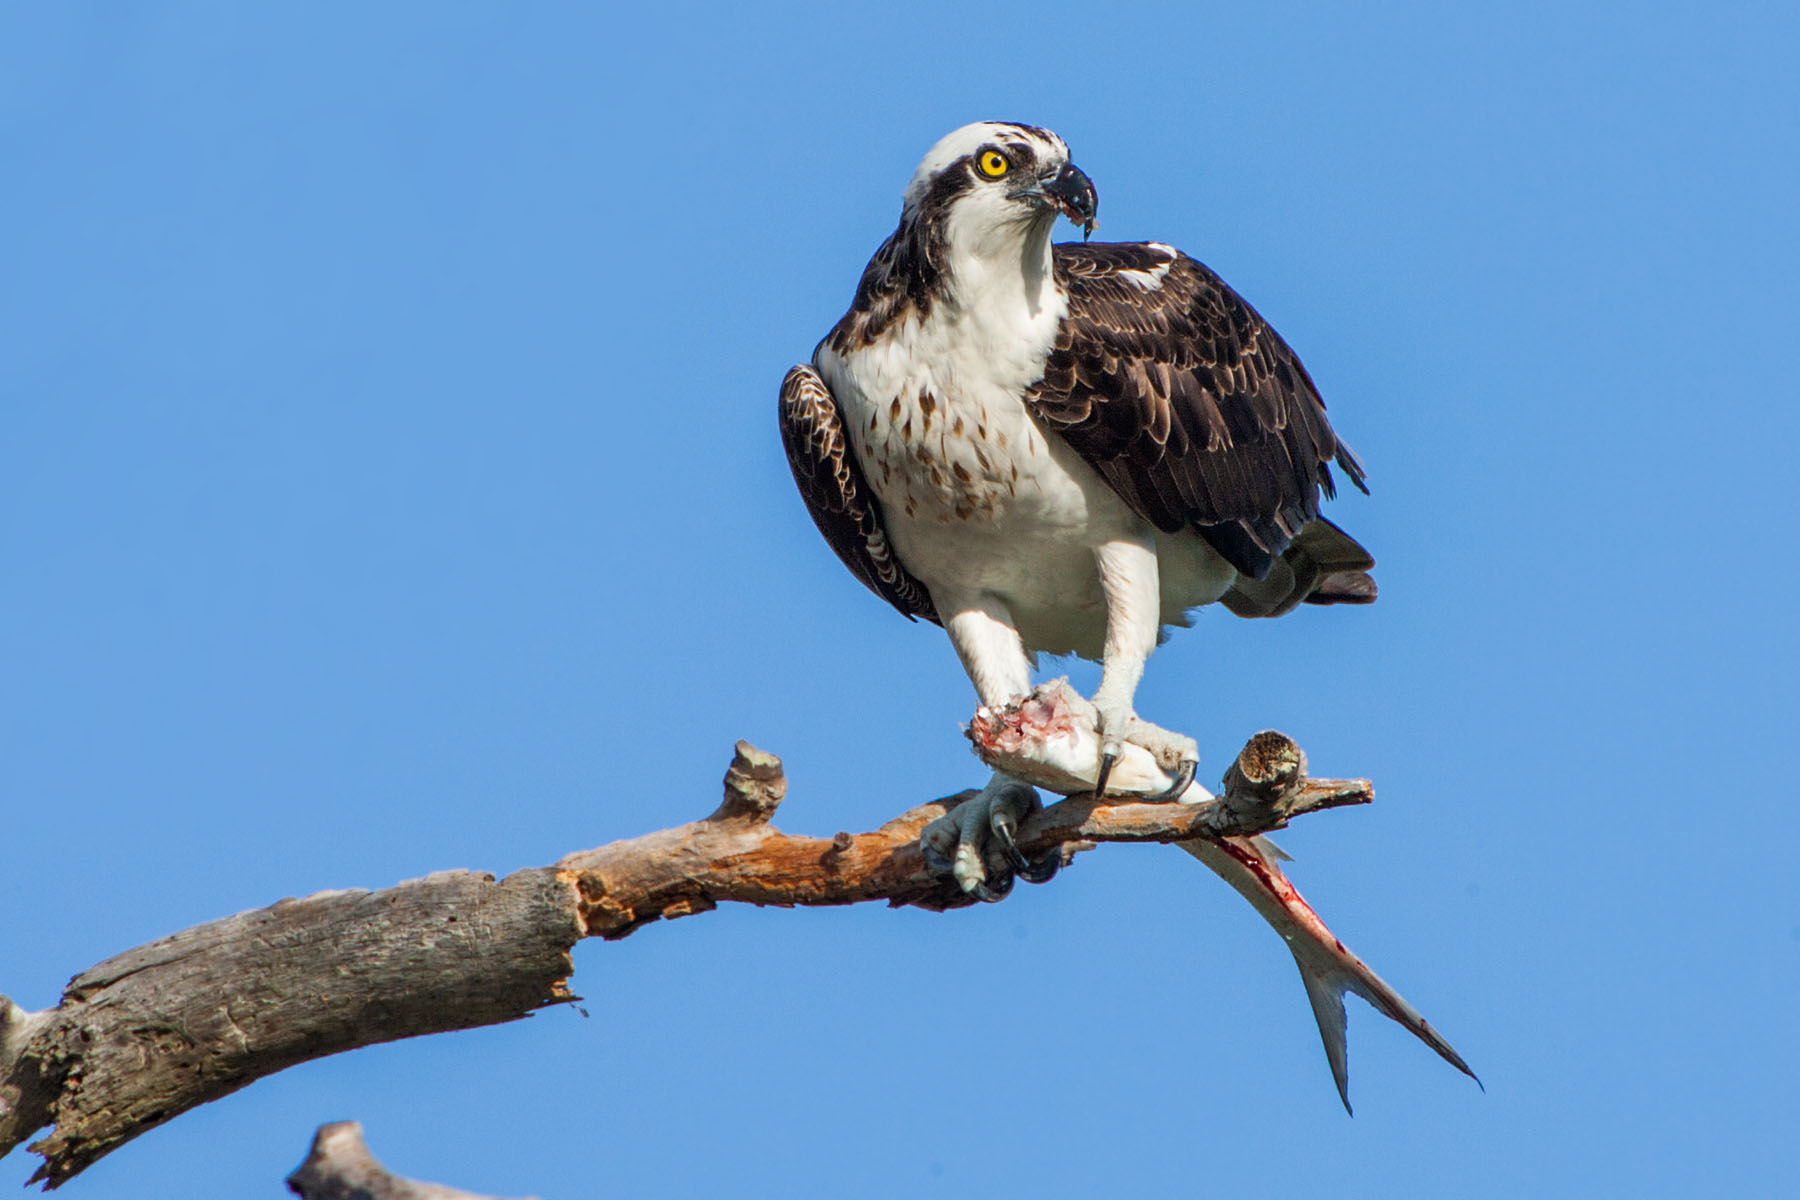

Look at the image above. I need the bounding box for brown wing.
[778,364,940,624]
[1029,243,1368,581]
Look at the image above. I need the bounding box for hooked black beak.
[1043,161,1097,238]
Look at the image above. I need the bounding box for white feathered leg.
[919,597,1059,898]
[1092,537,1199,797]
[942,597,1033,707]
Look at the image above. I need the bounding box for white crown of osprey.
[901,121,1071,210]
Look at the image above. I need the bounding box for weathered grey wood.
[3,737,1367,1188]
[286,1121,534,1200]
[0,997,55,1174]
[4,869,582,1187]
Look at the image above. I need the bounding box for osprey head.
[902,122,1098,244]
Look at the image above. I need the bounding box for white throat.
[937,207,1062,328]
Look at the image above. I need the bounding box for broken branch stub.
[712,740,788,822]
[286,1121,531,1200]
[1203,731,1373,836]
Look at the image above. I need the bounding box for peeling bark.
[2,736,1368,1187]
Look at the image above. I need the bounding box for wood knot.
[823,830,856,866]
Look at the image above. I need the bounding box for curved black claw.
[1150,758,1198,801]
[967,871,1014,903]
[1092,749,1118,798]
[1015,848,1061,885]
[991,810,1062,885]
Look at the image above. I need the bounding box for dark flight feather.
[777,364,941,624]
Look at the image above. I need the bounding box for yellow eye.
[978,149,1010,178]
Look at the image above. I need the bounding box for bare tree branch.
[1,870,582,1187]
[2,733,1368,1187]
[286,1121,533,1200]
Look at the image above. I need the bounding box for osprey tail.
[1219,518,1377,618]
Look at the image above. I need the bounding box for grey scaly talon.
[921,840,957,876]
[1114,715,1201,798]
[990,800,1061,885]
[919,773,1053,899]
[919,813,961,876]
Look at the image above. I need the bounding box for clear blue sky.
[4,3,1796,1196]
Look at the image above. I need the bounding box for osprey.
[780,122,1477,1109]
[782,121,1376,869]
